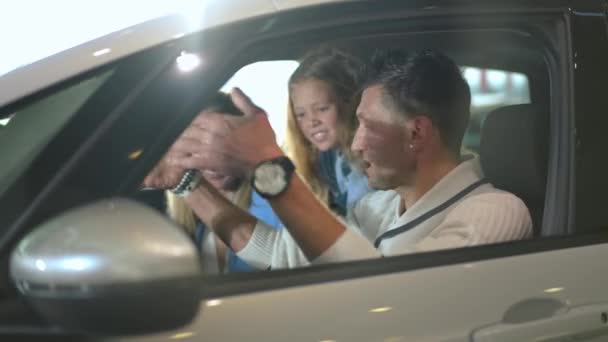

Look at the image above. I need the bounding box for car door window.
[462,67,531,152]
[152,33,551,279]
[219,62,533,154]
[221,60,300,145]
[0,70,114,196]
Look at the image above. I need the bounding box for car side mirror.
[10,198,203,336]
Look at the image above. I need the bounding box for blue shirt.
[194,191,283,273]
[318,149,372,217]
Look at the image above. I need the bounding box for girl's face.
[201,171,241,193]
[290,79,341,151]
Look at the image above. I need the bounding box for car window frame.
[137,5,575,297]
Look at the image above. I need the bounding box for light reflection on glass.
[128,149,143,160]
[176,52,201,72]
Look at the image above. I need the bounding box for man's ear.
[406,115,434,149]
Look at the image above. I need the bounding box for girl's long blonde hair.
[167,181,253,235]
[284,48,363,204]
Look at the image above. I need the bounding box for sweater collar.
[393,154,484,224]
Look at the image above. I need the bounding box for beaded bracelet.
[170,170,202,197]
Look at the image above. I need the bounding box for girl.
[285,48,371,217]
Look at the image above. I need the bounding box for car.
[1,0,608,341]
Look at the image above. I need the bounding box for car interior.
[134,28,551,241]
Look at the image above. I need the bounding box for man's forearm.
[266,175,347,260]
[184,173,350,261]
[184,184,256,252]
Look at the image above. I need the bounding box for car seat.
[479,104,549,236]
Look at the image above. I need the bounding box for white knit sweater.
[237,156,533,269]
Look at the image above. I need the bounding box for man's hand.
[173,88,284,175]
[143,88,282,189]
[142,150,187,189]
[228,87,284,165]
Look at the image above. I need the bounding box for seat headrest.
[480,104,548,204]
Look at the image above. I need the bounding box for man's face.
[351,85,414,190]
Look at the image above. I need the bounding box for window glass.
[461,66,531,152]
[221,60,300,145]
[0,70,114,196]
[220,63,531,152]
[152,46,544,278]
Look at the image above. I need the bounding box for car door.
[2,1,608,341]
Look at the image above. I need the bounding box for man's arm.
[183,169,377,266]
[176,88,379,263]
[183,179,255,252]
[260,168,379,261]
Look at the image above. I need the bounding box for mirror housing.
[10,198,203,335]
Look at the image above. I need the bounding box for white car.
[2,0,608,341]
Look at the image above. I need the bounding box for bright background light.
[0,0,204,76]
[176,52,201,72]
[221,61,299,145]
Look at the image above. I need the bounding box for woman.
[285,48,371,217]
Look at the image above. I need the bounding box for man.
[144,49,532,269]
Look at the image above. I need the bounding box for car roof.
[0,0,346,109]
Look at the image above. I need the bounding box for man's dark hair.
[363,49,471,155]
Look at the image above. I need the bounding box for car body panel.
[119,243,608,342]
[0,0,347,109]
[1,0,608,341]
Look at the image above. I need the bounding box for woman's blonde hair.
[284,48,363,203]
[166,181,253,235]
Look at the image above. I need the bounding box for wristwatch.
[251,156,295,199]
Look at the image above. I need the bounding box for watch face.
[254,162,287,196]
